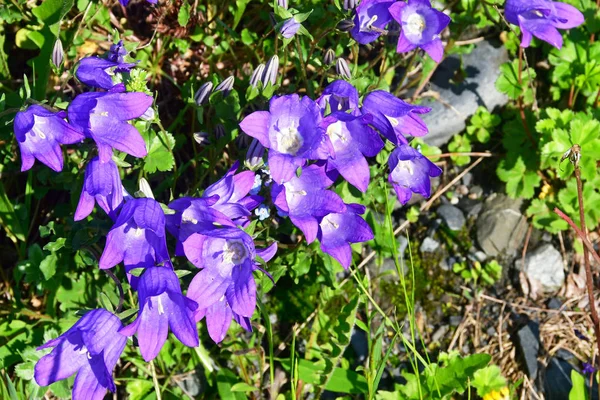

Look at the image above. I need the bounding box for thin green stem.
[295,36,313,97]
[149,360,162,400]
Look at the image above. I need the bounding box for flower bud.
[52,38,64,68]
[140,107,155,121]
[262,55,279,87]
[194,82,213,106]
[250,63,265,88]
[277,0,288,9]
[336,19,355,32]
[215,76,235,97]
[138,178,155,199]
[343,0,357,10]
[245,138,265,170]
[108,40,127,63]
[236,133,252,148]
[336,58,352,79]
[323,49,336,66]
[193,131,210,145]
[214,124,226,140]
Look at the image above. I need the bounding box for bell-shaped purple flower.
[388,144,441,205]
[74,157,124,221]
[389,0,451,63]
[186,227,277,343]
[280,17,301,38]
[34,309,127,400]
[350,0,395,45]
[107,40,127,63]
[322,112,384,192]
[119,267,198,361]
[505,0,584,49]
[76,56,136,90]
[68,87,153,163]
[362,90,431,144]
[99,198,170,274]
[239,94,332,184]
[318,204,374,269]
[316,80,361,115]
[14,105,85,172]
[272,163,346,243]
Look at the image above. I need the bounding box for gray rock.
[547,297,562,310]
[437,204,465,231]
[449,316,462,326]
[476,193,528,257]
[516,321,540,379]
[421,40,509,147]
[515,244,565,292]
[432,325,449,343]
[544,355,599,400]
[420,237,440,253]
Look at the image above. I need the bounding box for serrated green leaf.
[43,237,66,252]
[178,0,191,27]
[472,365,507,396]
[143,131,176,173]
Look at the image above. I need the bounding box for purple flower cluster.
[350,0,451,63]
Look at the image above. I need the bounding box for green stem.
[295,36,313,97]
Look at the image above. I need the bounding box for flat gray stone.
[437,204,465,231]
[476,193,528,257]
[420,237,440,253]
[515,244,565,292]
[421,40,509,147]
[516,321,540,379]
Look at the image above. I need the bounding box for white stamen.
[157,296,165,315]
[32,126,47,139]
[326,121,347,142]
[222,240,247,264]
[386,115,400,127]
[277,123,304,155]
[397,160,415,176]
[404,13,426,37]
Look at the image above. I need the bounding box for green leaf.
[39,253,58,280]
[0,180,26,243]
[472,365,507,396]
[497,157,541,199]
[495,60,536,101]
[569,370,588,400]
[32,0,74,25]
[178,0,191,27]
[43,237,66,252]
[143,131,176,173]
[279,358,369,394]
[216,369,246,400]
[230,382,258,392]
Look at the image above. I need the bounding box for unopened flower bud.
[140,107,155,121]
[323,49,336,66]
[245,138,265,170]
[336,19,355,32]
[262,55,279,86]
[194,82,213,106]
[237,133,252,148]
[108,40,127,63]
[250,63,265,88]
[193,131,210,145]
[52,38,64,68]
[138,178,155,199]
[277,0,288,9]
[343,0,357,11]
[214,124,226,139]
[336,58,352,79]
[215,76,235,97]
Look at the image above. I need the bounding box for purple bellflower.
[68,86,153,163]
[99,198,170,281]
[280,17,301,38]
[239,94,332,184]
[318,204,374,269]
[350,0,395,45]
[76,56,136,90]
[119,267,199,361]
[14,105,85,172]
[271,163,346,243]
[389,0,451,63]
[34,309,127,400]
[119,0,157,5]
[322,112,384,192]
[316,80,361,115]
[505,0,584,49]
[186,227,277,343]
[74,157,123,221]
[388,144,441,205]
[362,90,431,144]
[108,40,127,63]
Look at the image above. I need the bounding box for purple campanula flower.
[14,105,85,172]
[119,267,198,361]
[322,112,384,192]
[317,80,361,115]
[107,40,127,63]
[186,227,277,343]
[246,138,265,170]
[34,309,127,400]
[271,163,346,243]
[583,362,596,375]
[74,157,123,221]
[68,86,153,163]
[119,0,157,5]
[76,56,136,90]
[350,0,395,45]
[239,94,331,184]
[389,0,451,63]
[362,90,431,144]
[99,198,170,278]
[318,204,374,269]
[388,144,441,205]
[280,17,301,38]
[505,0,584,49]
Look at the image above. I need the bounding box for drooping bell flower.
[280,17,302,38]
[318,204,374,269]
[186,226,277,343]
[350,0,395,45]
[74,157,124,221]
[271,163,346,243]
[76,42,136,90]
[239,94,331,184]
[99,198,170,276]
[119,267,198,361]
[34,309,127,400]
[389,0,451,63]
[388,144,441,205]
[322,112,384,192]
[13,105,85,172]
[68,85,153,163]
[316,80,361,115]
[504,0,584,49]
[362,90,431,144]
